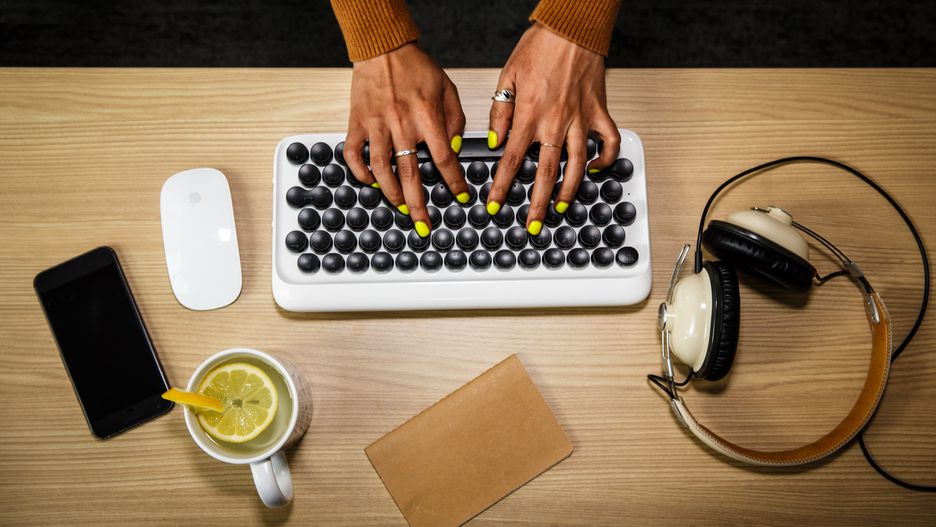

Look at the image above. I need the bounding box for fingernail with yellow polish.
[487,130,498,149]
[451,135,463,154]
[397,204,410,215]
[486,201,501,215]
[456,192,470,204]
[555,201,569,214]
[588,168,601,175]
[528,221,543,236]
[415,221,430,238]
[371,182,381,189]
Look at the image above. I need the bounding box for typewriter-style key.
[517,159,537,184]
[577,181,599,204]
[285,231,308,253]
[420,251,443,272]
[334,230,357,253]
[334,185,356,211]
[395,210,414,229]
[568,248,590,268]
[494,250,516,270]
[419,161,441,185]
[347,252,369,273]
[334,141,345,164]
[309,231,333,254]
[505,226,528,250]
[322,253,345,273]
[616,247,639,267]
[590,203,613,226]
[298,208,321,231]
[468,204,490,228]
[371,251,394,273]
[371,207,394,230]
[507,181,526,206]
[322,208,344,231]
[492,204,514,228]
[554,226,576,249]
[600,180,623,203]
[286,142,308,164]
[469,250,492,270]
[359,229,381,253]
[396,251,418,272]
[297,253,320,273]
[529,227,552,249]
[310,142,333,165]
[445,250,467,270]
[358,186,382,209]
[431,183,453,207]
[603,224,626,248]
[518,248,540,269]
[407,230,430,252]
[457,228,479,250]
[298,164,320,186]
[592,247,615,268]
[481,226,503,250]
[383,229,405,252]
[431,228,454,251]
[613,202,637,226]
[444,206,466,229]
[479,181,493,203]
[322,164,345,187]
[565,202,588,227]
[346,207,369,231]
[543,248,565,269]
[466,161,489,184]
[517,204,530,225]
[427,206,442,228]
[578,225,601,248]
[609,158,634,182]
[544,205,563,227]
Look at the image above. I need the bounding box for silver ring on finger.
[393,148,418,158]
[540,142,562,149]
[492,89,515,104]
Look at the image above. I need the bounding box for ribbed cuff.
[530,0,622,57]
[331,0,421,62]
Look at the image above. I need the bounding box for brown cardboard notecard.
[364,354,573,527]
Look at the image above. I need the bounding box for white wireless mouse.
[160,168,242,310]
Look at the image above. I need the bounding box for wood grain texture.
[0,68,934,525]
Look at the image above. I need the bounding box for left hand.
[486,23,621,235]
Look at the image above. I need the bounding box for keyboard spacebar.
[416,137,505,162]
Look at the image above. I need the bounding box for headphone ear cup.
[702,220,816,292]
[697,261,740,381]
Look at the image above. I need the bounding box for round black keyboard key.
[431,183,453,207]
[568,248,590,268]
[555,226,576,249]
[577,181,599,204]
[517,204,530,225]
[372,251,394,273]
[590,203,613,226]
[297,253,320,273]
[407,230,430,252]
[309,186,333,209]
[347,252,369,273]
[469,250,492,270]
[334,141,345,164]
[286,142,308,164]
[427,206,442,228]
[358,186,381,209]
[493,204,514,228]
[543,248,565,269]
[395,210,414,230]
[507,181,526,206]
[457,228,479,250]
[613,202,637,226]
[526,143,540,161]
[586,137,598,159]
[396,251,418,272]
[323,164,345,187]
[445,250,467,271]
[578,225,601,248]
[603,224,626,248]
[322,253,345,274]
[468,204,490,228]
[287,186,332,209]
[530,227,552,249]
[286,186,308,208]
[359,229,381,253]
[309,231,332,254]
[285,231,308,253]
[297,208,320,231]
[600,180,623,203]
[545,206,562,227]
[420,251,443,272]
[609,158,634,181]
[616,247,639,267]
[347,207,369,231]
[310,142,333,165]
[444,206,466,229]
[506,226,528,250]
[479,182,492,202]
[383,229,405,252]
[298,164,321,186]
[518,248,540,269]
[592,247,614,268]
[481,227,503,250]
[490,161,499,177]
[371,207,394,230]
[494,250,516,270]
[322,208,344,231]
[334,230,357,253]
[466,161,489,184]
[334,186,357,209]
[565,202,588,227]
[518,159,538,184]
[431,228,454,251]
[419,161,441,185]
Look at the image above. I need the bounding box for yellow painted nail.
[371,182,381,189]
[588,168,601,175]
[487,130,498,149]
[528,221,543,236]
[486,201,501,215]
[555,201,569,214]
[397,204,410,215]
[456,192,470,204]
[451,135,463,154]
[415,221,430,238]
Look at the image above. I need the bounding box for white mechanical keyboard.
[272,130,651,311]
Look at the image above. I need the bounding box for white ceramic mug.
[183,348,312,508]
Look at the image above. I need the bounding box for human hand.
[342,43,468,238]
[486,23,621,235]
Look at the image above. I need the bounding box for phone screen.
[35,247,171,438]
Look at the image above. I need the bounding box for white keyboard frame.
[272,130,651,311]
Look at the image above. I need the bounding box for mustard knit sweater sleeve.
[331,0,622,62]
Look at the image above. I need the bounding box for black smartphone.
[34,246,173,439]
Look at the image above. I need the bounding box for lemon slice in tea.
[196,362,279,444]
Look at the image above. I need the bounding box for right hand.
[343,43,468,238]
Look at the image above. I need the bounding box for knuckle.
[537,159,559,179]
[370,156,390,172]
[500,149,524,171]
[433,148,456,167]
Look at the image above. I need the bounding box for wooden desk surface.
[1,68,934,525]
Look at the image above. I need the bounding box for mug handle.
[250,451,293,508]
